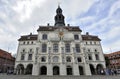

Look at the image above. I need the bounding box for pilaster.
[32,64,39,75]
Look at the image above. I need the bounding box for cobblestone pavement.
[0,75,120,79]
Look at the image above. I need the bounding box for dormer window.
[42,34,47,40]
[74,35,79,40]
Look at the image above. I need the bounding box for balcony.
[50,38,60,42]
[63,38,74,42]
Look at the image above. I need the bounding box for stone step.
[0,75,120,79]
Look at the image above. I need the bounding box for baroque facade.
[15,6,106,76]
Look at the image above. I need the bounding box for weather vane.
[58,0,61,7]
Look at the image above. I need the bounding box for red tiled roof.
[0,49,15,61]
[82,35,101,41]
[105,51,120,56]
[18,34,37,41]
[37,26,82,32]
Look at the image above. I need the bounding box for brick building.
[105,51,120,70]
[0,49,15,73]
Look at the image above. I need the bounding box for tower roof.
[54,5,65,26]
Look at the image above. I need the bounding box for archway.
[53,66,59,75]
[16,64,24,75]
[89,64,96,75]
[66,66,72,75]
[96,64,104,75]
[26,64,33,75]
[79,66,84,75]
[40,66,47,75]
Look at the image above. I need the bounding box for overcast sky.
[0,0,120,55]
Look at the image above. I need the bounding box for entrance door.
[79,66,84,75]
[40,66,47,75]
[66,66,72,75]
[53,66,59,75]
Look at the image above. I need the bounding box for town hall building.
[15,6,106,76]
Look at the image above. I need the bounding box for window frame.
[42,44,47,52]
[74,34,79,40]
[42,34,47,40]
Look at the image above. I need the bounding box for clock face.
[59,32,63,36]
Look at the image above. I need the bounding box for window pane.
[42,34,47,40]
[74,35,79,40]
[41,57,46,62]
[66,57,71,62]
[65,44,70,52]
[77,57,82,62]
[42,44,47,52]
[75,44,80,53]
[28,54,32,60]
[53,44,58,52]
[21,54,25,60]
[95,54,99,60]
[88,54,92,60]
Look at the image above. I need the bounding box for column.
[60,64,66,75]
[32,64,39,75]
[47,64,52,75]
[73,64,79,75]
[84,63,91,75]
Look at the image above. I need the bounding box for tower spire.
[54,5,65,26]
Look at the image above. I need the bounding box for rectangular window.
[42,34,47,40]
[53,44,58,52]
[42,44,47,52]
[88,54,92,60]
[95,54,99,60]
[30,49,32,52]
[74,35,79,40]
[28,54,32,60]
[65,44,70,52]
[75,44,80,53]
[21,54,25,60]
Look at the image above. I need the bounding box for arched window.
[42,44,47,52]
[41,56,46,62]
[53,56,59,62]
[65,43,70,52]
[42,34,47,40]
[66,56,71,62]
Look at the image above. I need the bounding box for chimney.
[30,32,32,35]
[67,24,70,27]
[47,23,50,26]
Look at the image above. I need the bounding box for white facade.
[15,6,106,76]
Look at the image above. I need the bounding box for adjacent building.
[0,49,15,73]
[15,6,106,76]
[105,51,120,70]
